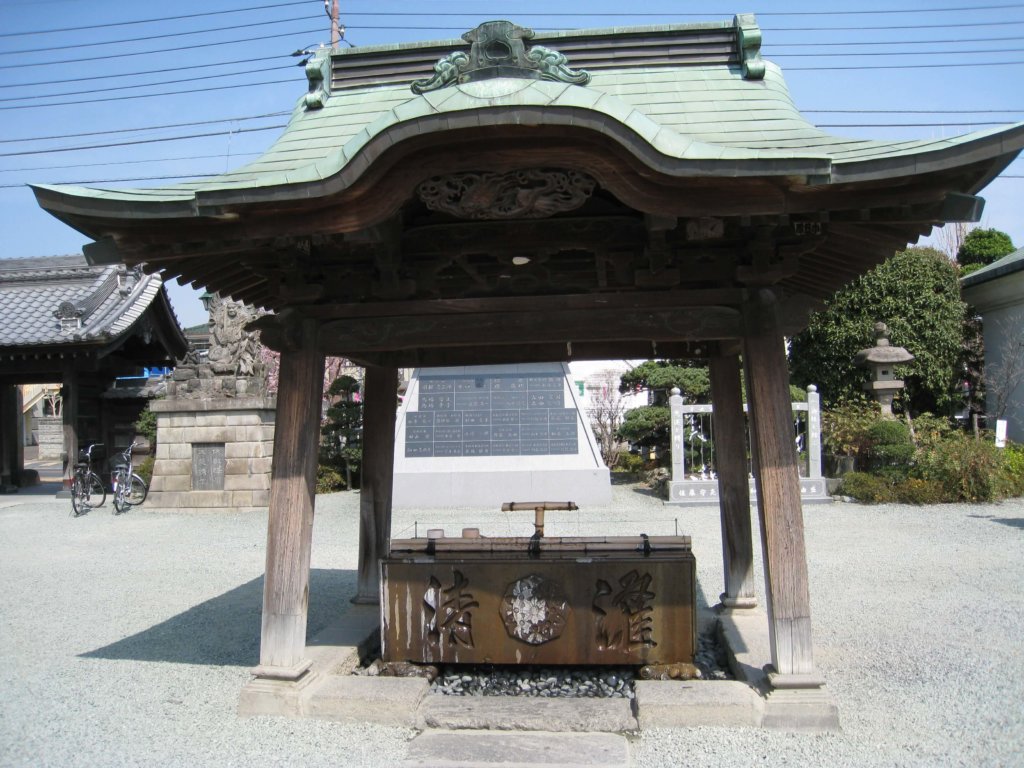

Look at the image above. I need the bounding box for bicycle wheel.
[70,477,85,517]
[128,474,148,505]
[85,473,106,509]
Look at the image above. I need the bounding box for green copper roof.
[32,18,1024,208]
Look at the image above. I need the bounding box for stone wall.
[36,416,63,459]
[147,396,275,512]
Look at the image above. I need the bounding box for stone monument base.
[148,396,275,512]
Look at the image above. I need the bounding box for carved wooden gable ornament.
[412,20,591,94]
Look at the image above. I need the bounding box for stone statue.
[207,295,260,377]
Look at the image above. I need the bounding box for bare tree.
[935,221,971,262]
[584,369,629,469]
[44,389,62,417]
[982,320,1024,421]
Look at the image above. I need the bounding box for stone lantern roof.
[854,322,915,367]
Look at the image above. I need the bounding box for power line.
[0,13,320,56]
[772,47,1024,57]
[0,112,290,145]
[0,1,311,38]
[0,125,286,157]
[0,27,324,70]
[3,35,1021,91]
[787,60,1024,70]
[0,63,293,103]
[1,174,223,189]
[0,54,292,90]
[0,152,262,174]
[0,77,299,112]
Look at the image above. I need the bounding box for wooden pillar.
[61,363,79,493]
[0,384,18,492]
[742,288,819,684]
[709,354,756,608]
[353,365,398,604]
[256,321,324,680]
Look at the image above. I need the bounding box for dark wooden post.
[742,288,819,683]
[0,384,18,491]
[353,365,398,604]
[256,320,324,680]
[709,354,756,608]
[61,362,79,494]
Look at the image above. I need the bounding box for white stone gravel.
[2,484,1022,767]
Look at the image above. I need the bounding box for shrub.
[866,419,915,473]
[615,453,646,473]
[134,405,158,446]
[316,464,346,494]
[823,398,880,462]
[135,455,155,486]
[838,471,895,503]
[893,477,946,505]
[1000,443,1024,498]
[914,432,1008,502]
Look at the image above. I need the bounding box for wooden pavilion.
[32,17,1024,711]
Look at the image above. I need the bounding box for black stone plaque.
[464,441,491,456]
[549,423,577,440]
[455,392,490,410]
[192,443,226,490]
[434,411,462,427]
[407,372,583,459]
[420,379,454,393]
[434,426,463,442]
[491,391,527,410]
[520,408,549,424]
[521,424,549,442]
[549,408,576,424]
[407,412,434,427]
[419,393,454,411]
[528,391,563,409]
[492,410,519,425]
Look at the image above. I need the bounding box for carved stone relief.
[500,574,569,645]
[418,169,596,220]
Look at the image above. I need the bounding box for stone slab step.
[402,730,630,768]
[419,694,637,732]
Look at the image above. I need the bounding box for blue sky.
[1,0,1021,327]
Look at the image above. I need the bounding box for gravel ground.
[1,482,1022,767]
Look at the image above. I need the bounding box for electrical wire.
[0,112,290,145]
[0,63,294,103]
[0,77,300,111]
[0,1,312,38]
[0,27,324,70]
[0,125,286,157]
[0,54,293,90]
[0,13,320,56]
[0,152,262,174]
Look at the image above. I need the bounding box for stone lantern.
[854,322,914,417]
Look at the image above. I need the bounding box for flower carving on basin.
[500,574,569,645]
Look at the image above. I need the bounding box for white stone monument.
[392,363,610,508]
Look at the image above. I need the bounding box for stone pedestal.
[148,396,276,512]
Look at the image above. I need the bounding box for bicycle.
[70,443,106,517]
[111,440,148,515]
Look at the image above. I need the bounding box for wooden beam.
[256,320,324,680]
[353,366,398,604]
[742,288,819,684]
[343,340,719,368]
[709,354,756,609]
[301,288,744,321]
[315,306,740,354]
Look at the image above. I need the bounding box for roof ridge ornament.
[734,13,765,80]
[411,20,590,95]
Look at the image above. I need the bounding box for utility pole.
[330,0,341,48]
